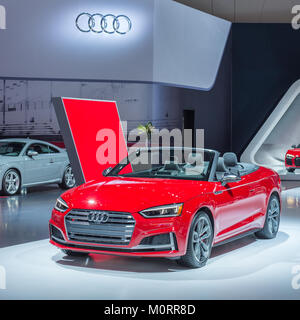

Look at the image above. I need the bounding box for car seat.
[216,157,228,181]
[223,152,240,177]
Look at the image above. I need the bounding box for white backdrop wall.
[0,0,230,90]
[0,80,182,137]
[0,0,231,152]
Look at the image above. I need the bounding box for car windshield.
[108,147,216,181]
[0,142,26,156]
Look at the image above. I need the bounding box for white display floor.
[0,187,300,300]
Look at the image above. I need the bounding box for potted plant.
[137,122,155,148]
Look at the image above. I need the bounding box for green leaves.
[137,122,155,135]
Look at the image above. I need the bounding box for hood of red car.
[287,149,300,156]
[62,177,212,213]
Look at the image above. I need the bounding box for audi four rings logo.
[76,13,132,35]
[88,212,109,224]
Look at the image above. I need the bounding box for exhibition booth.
[0,0,299,301]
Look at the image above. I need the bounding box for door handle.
[49,159,54,164]
[250,189,255,193]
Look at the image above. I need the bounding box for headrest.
[223,152,238,167]
[187,153,203,166]
[217,157,227,172]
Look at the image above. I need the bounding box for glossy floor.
[0,185,63,248]
[0,183,299,299]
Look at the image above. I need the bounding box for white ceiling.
[174,0,299,22]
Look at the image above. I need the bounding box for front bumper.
[49,208,191,258]
[285,156,300,168]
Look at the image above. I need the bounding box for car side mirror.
[292,145,297,149]
[27,150,38,157]
[102,167,113,177]
[221,173,241,186]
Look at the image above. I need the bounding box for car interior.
[118,150,258,182]
[27,143,51,155]
[156,153,206,176]
[0,142,26,156]
[119,151,211,180]
[215,152,259,181]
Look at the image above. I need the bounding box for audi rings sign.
[88,212,109,224]
[76,13,132,35]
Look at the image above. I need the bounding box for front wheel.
[2,169,21,196]
[255,194,280,239]
[59,165,76,189]
[177,212,213,268]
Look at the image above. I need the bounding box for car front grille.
[295,158,300,167]
[286,158,293,166]
[65,209,136,245]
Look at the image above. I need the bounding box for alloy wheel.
[4,170,20,195]
[65,167,75,188]
[267,197,280,235]
[192,216,212,263]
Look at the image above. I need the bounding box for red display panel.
[53,98,129,184]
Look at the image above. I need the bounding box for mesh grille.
[295,158,300,167]
[65,209,135,245]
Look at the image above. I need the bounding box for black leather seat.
[223,152,240,176]
[216,153,258,181]
[216,157,228,180]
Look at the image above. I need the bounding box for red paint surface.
[62,98,129,183]
[50,141,65,149]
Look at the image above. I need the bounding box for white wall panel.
[0,0,231,90]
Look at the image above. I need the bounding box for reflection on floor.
[272,165,300,181]
[0,184,299,299]
[0,185,63,248]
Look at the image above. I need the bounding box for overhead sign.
[76,13,132,35]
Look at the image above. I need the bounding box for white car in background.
[0,138,76,195]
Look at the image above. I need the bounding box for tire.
[59,165,76,189]
[287,168,295,173]
[255,194,280,239]
[2,169,21,196]
[177,212,213,268]
[62,249,89,257]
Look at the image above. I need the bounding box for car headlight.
[140,203,183,218]
[54,197,69,213]
[287,154,295,158]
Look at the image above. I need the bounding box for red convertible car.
[285,144,300,173]
[49,148,281,268]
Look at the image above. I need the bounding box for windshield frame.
[108,147,219,182]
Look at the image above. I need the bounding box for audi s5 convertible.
[49,147,281,268]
